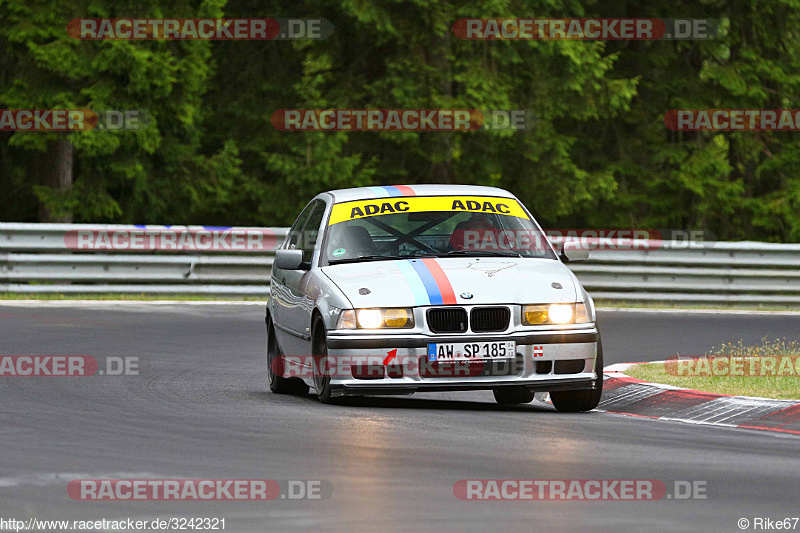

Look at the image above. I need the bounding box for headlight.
[575,302,590,323]
[522,303,592,325]
[336,309,356,329]
[382,308,414,328]
[357,309,384,328]
[548,304,573,324]
[336,308,414,329]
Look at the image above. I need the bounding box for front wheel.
[493,386,535,405]
[312,316,336,403]
[267,318,309,395]
[550,339,604,413]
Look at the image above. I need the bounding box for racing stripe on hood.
[407,259,457,305]
[408,260,442,305]
[396,260,430,306]
[421,258,457,304]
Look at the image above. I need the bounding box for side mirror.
[559,241,589,262]
[274,249,307,270]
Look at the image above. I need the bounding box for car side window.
[285,201,317,251]
[299,200,326,263]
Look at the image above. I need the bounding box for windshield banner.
[328,196,530,225]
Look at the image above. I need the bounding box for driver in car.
[449,213,500,251]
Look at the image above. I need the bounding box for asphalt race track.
[1,303,799,532]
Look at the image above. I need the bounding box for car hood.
[320,257,578,308]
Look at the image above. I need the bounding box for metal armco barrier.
[0,223,286,296]
[567,241,800,304]
[1,223,799,304]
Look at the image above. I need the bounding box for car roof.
[325,184,517,203]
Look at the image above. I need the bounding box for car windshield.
[323,195,556,264]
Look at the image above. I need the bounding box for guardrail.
[568,242,800,304]
[2,223,799,304]
[0,223,286,296]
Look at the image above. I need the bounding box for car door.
[272,199,326,355]
[272,200,315,353]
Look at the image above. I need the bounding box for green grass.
[626,337,800,400]
[0,292,267,301]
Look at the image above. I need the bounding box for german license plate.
[427,341,515,362]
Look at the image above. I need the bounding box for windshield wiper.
[440,250,522,257]
[404,251,439,257]
[328,255,407,265]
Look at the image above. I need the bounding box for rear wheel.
[550,339,604,413]
[312,316,336,403]
[493,386,535,405]
[267,318,309,395]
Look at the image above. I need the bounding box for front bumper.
[324,328,599,398]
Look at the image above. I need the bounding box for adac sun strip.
[328,196,529,225]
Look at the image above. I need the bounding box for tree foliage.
[1,0,799,241]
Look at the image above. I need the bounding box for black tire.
[550,339,604,412]
[267,318,309,395]
[312,315,336,403]
[493,386,535,405]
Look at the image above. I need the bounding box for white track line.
[604,361,799,402]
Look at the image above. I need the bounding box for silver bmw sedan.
[266,184,602,412]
